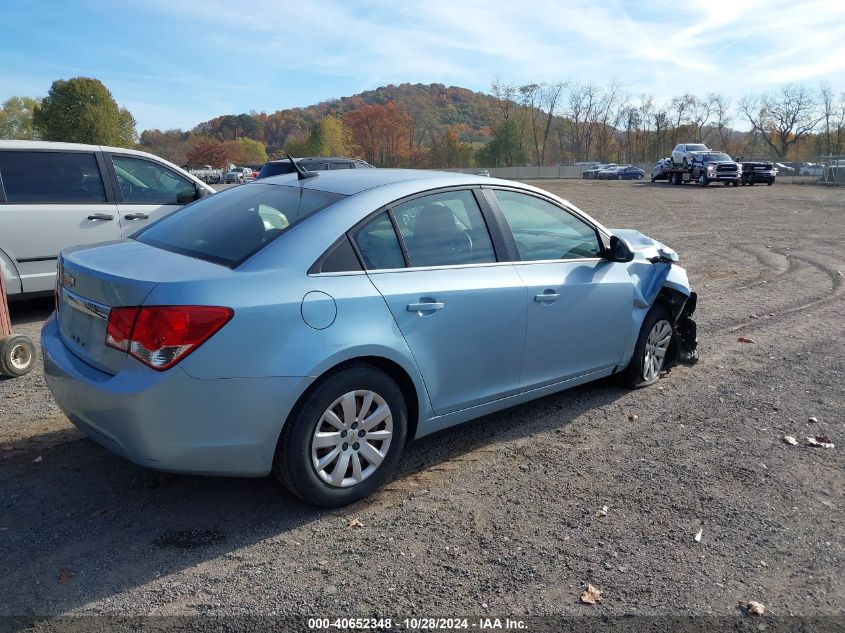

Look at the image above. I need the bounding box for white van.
[0,141,215,299]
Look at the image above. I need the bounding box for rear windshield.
[135,183,345,267]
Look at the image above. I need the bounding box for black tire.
[682,157,689,168]
[273,364,408,507]
[615,304,673,389]
[732,180,739,187]
[0,334,36,378]
[651,175,656,182]
[698,174,709,187]
[747,180,754,186]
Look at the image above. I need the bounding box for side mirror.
[196,186,211,199]
[608,235,634,262]
[176,188,198,204]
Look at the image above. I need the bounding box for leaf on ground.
[32,455,43,464]
[694,527,703,542]
[57,567,75,585]
[740,600,765,616]
[737,337,757,344]
[782,435,798,446]
[595,505,608,517]
[806,436,835,449]
[347,518,364,529]
[580,584,603,604]
[91,509,108,517]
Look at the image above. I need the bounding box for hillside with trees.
[2,79,844,169]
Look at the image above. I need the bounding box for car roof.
[266,156,367,164]
[254,168,501,196]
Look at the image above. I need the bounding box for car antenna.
[285,151,318,180]
[264,121,317,181]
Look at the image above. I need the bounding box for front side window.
[392,190,496,267]
[112,155,195,204]
[137,183,344,267]
[352,212,405,270]
[0,151,106,204]
[493,190,601,261]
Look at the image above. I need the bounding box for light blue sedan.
[42,168,698,507]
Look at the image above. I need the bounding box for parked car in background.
[671,143,710,168]
[689,151,741,186]
[0,140,214,299]
[256,157,374,179]
[224,167,254,184]
[740,160,776,186]
[582,163,616,179]
[475,170,491,177]
[800,163,824,177]
[774,162,795,175]
[600,165,645,180]
[43,169,697,507]
[651,158,672,182]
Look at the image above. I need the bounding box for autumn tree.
[33,77,136,147]
[185,139,228,168]
[344,102,412,166]
[0,96,40,140]
[740,84,823,159]
[429,129,473,168]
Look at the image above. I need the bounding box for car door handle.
[123,213,149,220]
[407,302,445,312]
[87,213,114,221]
[534,292,561,302]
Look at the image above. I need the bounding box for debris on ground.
[737,337,757,344]
[595,505,608,517]
[627,413,638,421]
[782,436,798,446]
[57,567,75,585]
[739,600,766,616]
[32,455,42,464]
[580,584,603,605]
[694,527,703,542]
[808,416,819,423]
[347,518,364,529]
[806,436,835,449]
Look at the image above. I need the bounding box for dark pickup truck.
[740,161,776,186]
[690,152,741,186]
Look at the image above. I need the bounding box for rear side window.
[352,212,405,270]
[0,151,106,204]
[136,183,344,267]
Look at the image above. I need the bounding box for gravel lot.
[1,180,843,626]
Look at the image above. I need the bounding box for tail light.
[105,306,233,370]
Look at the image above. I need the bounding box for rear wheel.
[617,174,623,180]
[273,364,407,507]
[616,305,673,388]
[0,334,36,378]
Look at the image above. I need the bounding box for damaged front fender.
[611,229,698,366]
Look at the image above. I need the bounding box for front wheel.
[698,174,709,187]
[617,174,623,180]
[616,305,673,388]
[273,364,408,507]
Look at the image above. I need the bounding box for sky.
[2,0,844,132]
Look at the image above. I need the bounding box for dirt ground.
[1,180,843,627]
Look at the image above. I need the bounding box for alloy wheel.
[642,319,672,383]
[311,390,393,487]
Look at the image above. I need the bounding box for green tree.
[314,115,353,156]
[477,119,527,167]
[0,96,41,139]
[33,77,137,147]
[222,137,267,165]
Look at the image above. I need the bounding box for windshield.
[701,153,732,162]
[687,144,708,151]
[136,183,345,267]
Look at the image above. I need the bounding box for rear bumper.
[41,315,312,476]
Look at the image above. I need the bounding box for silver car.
[671,143,710,168]
[0,141,214,299]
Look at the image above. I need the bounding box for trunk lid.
[58,239,232,374]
